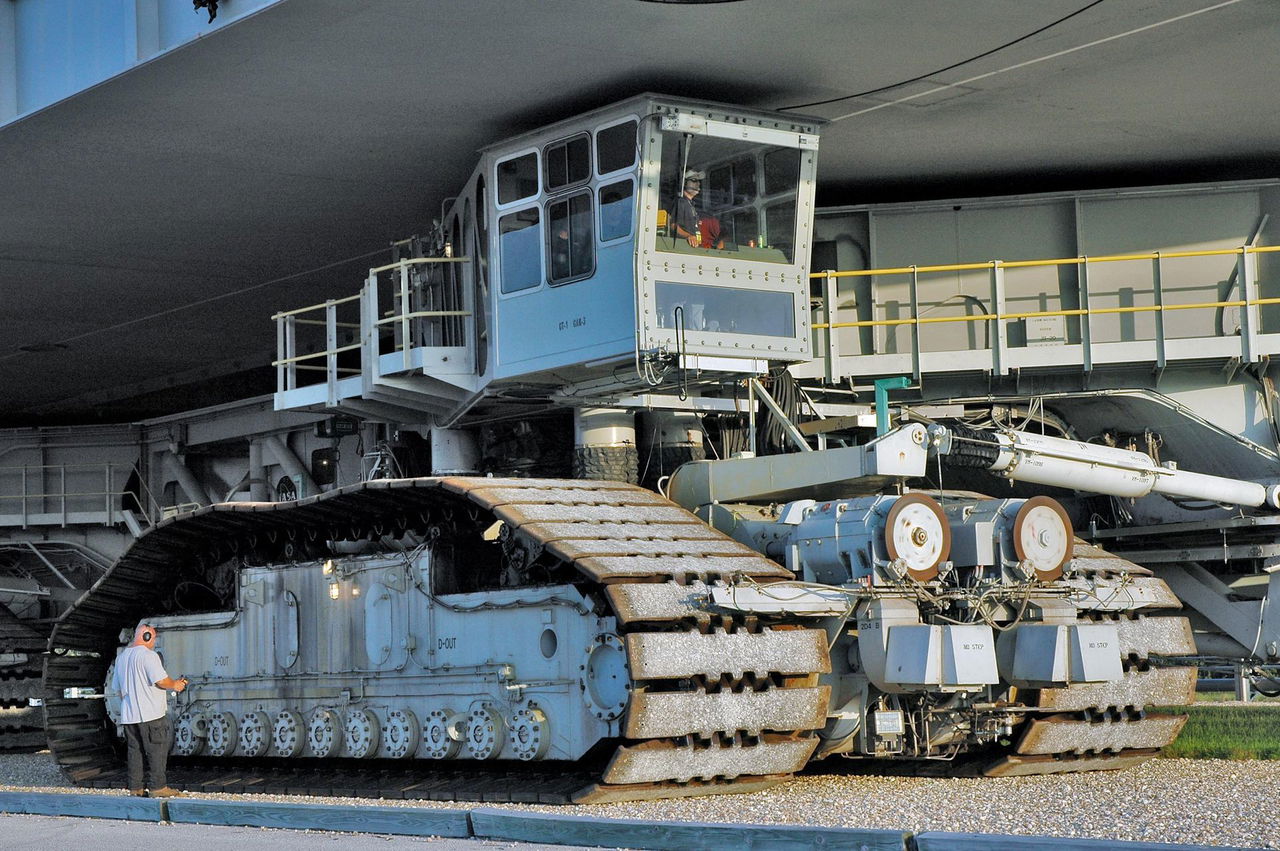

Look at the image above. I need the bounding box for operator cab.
[450,94,823,395]
[274,96,823,421]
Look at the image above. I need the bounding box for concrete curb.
[470,806,911,850]
[165,797,472,837]
[0,791,163,821]
[0,792,1243,850]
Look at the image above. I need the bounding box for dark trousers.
[122,717,171,791]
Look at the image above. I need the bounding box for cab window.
[497,153,538,205]
[729,208,759,247]
[544,135,591,192]
[547,192,594,284]
[499,207,541,293]
[655,127,798,265]
[598,180,633,242]
[763,147,800,196]
[764,201,796,264]
[596,120,637,175]
[708,158,756,208]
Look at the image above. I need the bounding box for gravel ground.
[1,752,1276,849]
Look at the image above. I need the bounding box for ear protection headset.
[141,629,153,643]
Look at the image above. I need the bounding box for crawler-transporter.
[40,96,1280,801]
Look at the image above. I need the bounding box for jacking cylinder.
[572,408,638,483]
[790,493,951,584]
[637,411,706,491]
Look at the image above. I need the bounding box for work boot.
[147,786,184,798]
[129,788,145,797]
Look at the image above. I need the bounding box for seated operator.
[669,172,724,250]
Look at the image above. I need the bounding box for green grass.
[1194,689,1280,703]
[1158,702,1280,759]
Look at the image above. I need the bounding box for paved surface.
[0,813,606,849]
[4,751,1279,848]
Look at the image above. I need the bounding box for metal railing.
[0,462,161,529]
[809,245,1280,379]
[274,292,363,393]
[273,257,471,401]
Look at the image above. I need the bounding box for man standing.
[111,623,188,797]
[669,171,723,250]
[670,171,704,247]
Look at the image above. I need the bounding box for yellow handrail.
[808,245,1280,280]
[810,246,1280,330]
[368,256,471,275]
[290,318,361,329]
[373,310,471,326]
[272,343,362,367]
[816,298,1280,330]
[271,292,363,320]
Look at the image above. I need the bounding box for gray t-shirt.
[111,645,170,724]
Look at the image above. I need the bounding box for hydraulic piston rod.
[933,426,1280,510]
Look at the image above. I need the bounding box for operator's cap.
[683,170,703,185]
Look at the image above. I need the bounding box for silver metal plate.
[627,629,831,680]
[520,522,725,542]
[603,736,818,784]
[577,555,788,582]
[625,686,829,738]
[498,503,699,525]
[708,582,853,616]
[1115,616,1196,656]
[1036,667,1197,711]
[985,749,1157,777]
[607,581,712,624]
[1016,713,1187,754]
[1066,576,1181,611]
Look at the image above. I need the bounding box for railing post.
[1241,246,1260,363]
[20,466,27,529]
[105,463,113,523]
[276,314,286,394]
[60,465,66,527]
[1080,256,1093,373]
[462,259,475,372]
[1152,252,1166,370]
[909,265,921,380]
[362,271,379,386]
[822,270,838,383]
[990,261,1007,375]
[133,462,158,527]
[400,264,412,371]
[326,299,339,407]
[284,315,298,391]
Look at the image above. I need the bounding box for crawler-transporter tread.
[45,477,1193,802]
[0,609,47,750]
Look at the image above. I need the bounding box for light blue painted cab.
[443,94,824,396]
[274,95,824,419]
